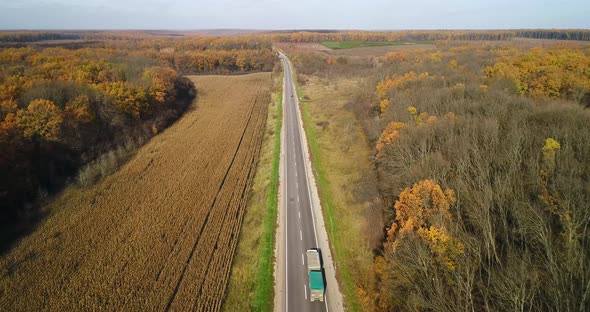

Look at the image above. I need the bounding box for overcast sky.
[0,0,589,30]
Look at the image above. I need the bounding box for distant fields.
[321,40,434,49]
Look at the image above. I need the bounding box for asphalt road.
[278,52,327,312]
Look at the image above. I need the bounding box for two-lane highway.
[278,52,327,312]
[275,52,344,312]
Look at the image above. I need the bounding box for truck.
[306,249,325,302]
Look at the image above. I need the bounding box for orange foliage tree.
[386,179,463,271]
[375,122,406,158]
[143,66,178,106]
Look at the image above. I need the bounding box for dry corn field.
[0,73,271,311]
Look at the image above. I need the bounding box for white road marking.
[286,52,332,310]
[283,57,289,312]
[296,181,298,188]
[302,253,305,265]
[281,51,333,312]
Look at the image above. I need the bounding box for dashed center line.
[301,253,305,265]
[299,229,303,240]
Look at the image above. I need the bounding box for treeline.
[0,31,83,43]
[270,29,590,44]
[269,30,517,43]
[16,36,279,75]
[516,29,590,41]
[0,34,277,246]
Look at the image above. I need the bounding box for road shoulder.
[287,56,345,312]
[274,66,287,312]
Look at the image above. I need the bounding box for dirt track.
[0,73,271,311]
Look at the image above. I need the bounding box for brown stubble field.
[276,42,435,57]
[0,73,271,311]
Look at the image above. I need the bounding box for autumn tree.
[377,180,463,310]
[15,99,63,141]
[98,82,148,118]
[143,67,177,106]
[375,121,406,158]
[64,95,94,125]
[484,47,590,101]
[375,72,431,114]
[386,180,462,269]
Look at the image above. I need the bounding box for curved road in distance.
[275,52,343,312]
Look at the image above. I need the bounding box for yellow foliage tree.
[0,112,17,139]
[539,138,563,217]
[384,51,408,63]
[407,105,417,118]
[98,82,148,118]
[484,47,590,99]
[448,59,459,69]
[65,95,93,124]
[15,99,63,141]
[0,99,18,119]
[542,137,561,170]
[417,226,465,271]
[379,99,390,112]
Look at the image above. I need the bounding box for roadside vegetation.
[321,41,433,50]
[294,74,381,311]
[287,34,590,311]
[223,66,282,312]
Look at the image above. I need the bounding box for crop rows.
[0,73,271,311]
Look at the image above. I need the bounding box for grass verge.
[321,40,433,49]
[222,73,282,312]
[293,72,363,311]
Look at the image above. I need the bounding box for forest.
[0,33,277,249]
[289,38,590,311]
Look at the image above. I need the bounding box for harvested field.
[0,73,271,311]
[320,40,433,49]
[276,42,435,57]
[327,44,434,56]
